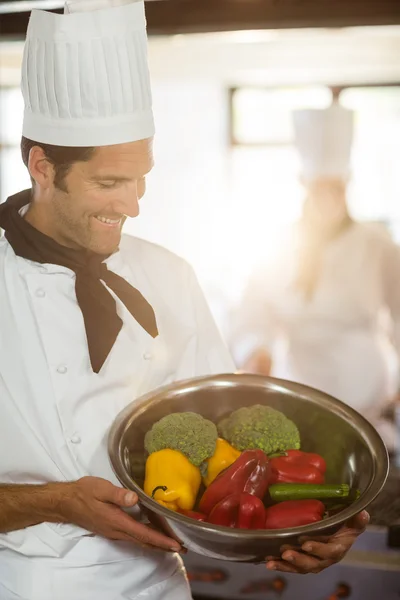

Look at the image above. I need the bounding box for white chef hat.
[292,103,354,182]
[21,0,155,147]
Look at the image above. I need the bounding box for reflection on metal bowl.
[108,373,389,562]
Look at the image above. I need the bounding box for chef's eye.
[99,180,118,189]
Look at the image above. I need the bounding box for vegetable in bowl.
[218,404,300,455]
[144,411,217,466]
[142,405,359,532]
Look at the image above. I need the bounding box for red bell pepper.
[264,499,325,529]
[199,449,271,515]
[270,450,326,485]
[178,509,206,522]
[208,492,266,529]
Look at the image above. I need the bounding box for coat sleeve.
[227,265,279,368]
[187,266,236,375]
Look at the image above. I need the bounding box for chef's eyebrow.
[91,175,133,182]
[91,167,152,181]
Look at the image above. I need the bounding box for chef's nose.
[113,181,140,218]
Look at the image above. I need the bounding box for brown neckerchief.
[0,189,158,372]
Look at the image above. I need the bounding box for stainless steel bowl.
[108,373,389,562]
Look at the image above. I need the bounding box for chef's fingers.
[116,512,182,552]
[91,478,138,507]
[280,550,333,574]
[266,560,303,574]
[115,533,185,554]
[280,544,302,553]
[298,510,369,546]
[325,511,369,542]
[342,510,370,533]
[298,534,331,544]
[301,540,349,561]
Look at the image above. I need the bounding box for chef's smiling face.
[27,139,154,255]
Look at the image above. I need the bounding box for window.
[231,86,332,146]
[340,86,400,234]
[226,86,333,296]
[228,84,400,276]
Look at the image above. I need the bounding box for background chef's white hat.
[292,103,354,181]
[21,0,154,147]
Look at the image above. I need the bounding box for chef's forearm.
[0,482,67,533]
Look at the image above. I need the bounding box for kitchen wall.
[1,26,400,330]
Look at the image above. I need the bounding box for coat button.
[143,352,152,360]
[70,434,81,444]
[35,288,46,298]
[57,365,68,374]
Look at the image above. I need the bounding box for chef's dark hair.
[21,136,95,192]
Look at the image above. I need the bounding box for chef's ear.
[28,145,56,189]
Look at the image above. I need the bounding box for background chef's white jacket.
[230,222,400,415]
[0,231,235,600]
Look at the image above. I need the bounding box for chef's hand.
[243,349,272,376]
[58,476,182,553]
[265,511,369,574]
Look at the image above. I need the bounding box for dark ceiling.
[1,0,400,38]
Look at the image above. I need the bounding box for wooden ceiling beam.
[1,0,400,38]
[145,0,400,35]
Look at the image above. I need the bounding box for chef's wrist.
[41,481,77,523]
[0,481,77,533]
[26,481,77,524]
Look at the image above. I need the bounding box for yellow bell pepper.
[144,448,201,512]
[203,438,241,487]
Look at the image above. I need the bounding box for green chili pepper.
[269,483,352,502]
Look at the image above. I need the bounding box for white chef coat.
[0,230,235,600]
[230,222,400,414]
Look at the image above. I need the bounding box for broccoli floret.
[144,412,218,467]
[218,404,300,455]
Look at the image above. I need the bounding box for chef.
[0,3,368,597]
[230,102,400,421]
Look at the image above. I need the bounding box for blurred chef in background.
[230,102,400,427]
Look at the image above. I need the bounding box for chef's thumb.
[346,510,370,531]
[110,486,138,507]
